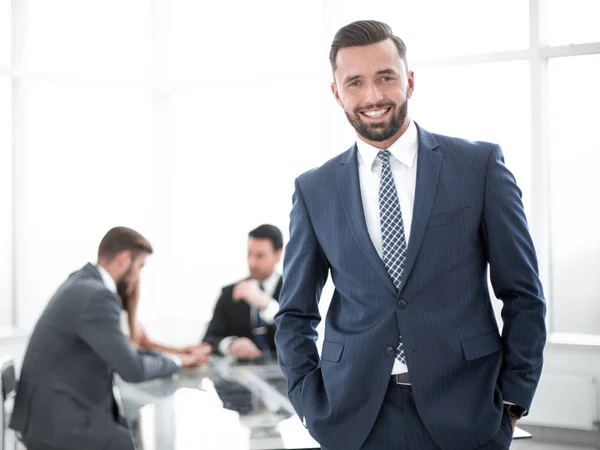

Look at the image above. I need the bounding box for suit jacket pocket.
[53,381,94,409]
[461,330,502,361]
[427,207,472,229]
[53,382,93,432]
[320,340,344,362]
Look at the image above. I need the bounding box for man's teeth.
[363,108,389,118]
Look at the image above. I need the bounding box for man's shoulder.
[51,266,118,317]
[295,145,354,187]
[428,129,498,159]
[27,267,115,350]
[68,267,112,300]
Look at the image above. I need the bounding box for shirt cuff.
[163,353,182,368]
[259,298,279,324]
[219,336,237,355]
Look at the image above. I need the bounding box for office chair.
[1,357,23,450]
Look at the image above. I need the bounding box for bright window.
[548,54,600,335]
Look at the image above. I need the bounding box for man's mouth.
[359,107,392,119]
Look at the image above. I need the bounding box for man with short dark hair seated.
[203,224,284,360]
[11,227,204,450]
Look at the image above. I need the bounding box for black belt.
[390,372,411,385]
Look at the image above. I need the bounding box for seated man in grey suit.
[10,227,203,450]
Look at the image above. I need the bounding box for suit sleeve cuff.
[259,298,279,324]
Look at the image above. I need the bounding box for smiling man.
[275,20,546,450]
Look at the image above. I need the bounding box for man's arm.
[231,280,279,324]
[202,290,233,354]
[132,321,181,355]
[78,291,180,383]
[274,179,330,420]
[483,144,547,413]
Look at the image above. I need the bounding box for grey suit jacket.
[10,263,179,449]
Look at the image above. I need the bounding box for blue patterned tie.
[251,283,266,351]
[378,150,407,365]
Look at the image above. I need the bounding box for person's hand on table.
[182,343,212,366]
[229,337,262,360]
[178,352,206,369]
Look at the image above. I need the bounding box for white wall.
[0,77,12,325]
[14,81,155,329]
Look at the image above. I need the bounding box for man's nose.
[364,82,384,104]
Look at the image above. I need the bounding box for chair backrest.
[0,370,4,450]
[112,378,126,425]
[0,359,16,402]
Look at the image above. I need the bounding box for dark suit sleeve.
[274,179,330,422]
[482,145,547,413]
[78,291,179,383]
[202,289,232,354]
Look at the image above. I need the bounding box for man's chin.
[359,130,395,143]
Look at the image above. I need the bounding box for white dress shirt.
[355,118,418,375]
[218,272,281,356]
[259,271,282,324]
[97,264,118,295]
[97,265,131,335]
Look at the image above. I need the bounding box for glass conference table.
[116,355,531,450]
[116,354,320,450]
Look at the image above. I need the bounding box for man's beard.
[345,100,408,142]
[116,277,130,300]
[116,265,134,300]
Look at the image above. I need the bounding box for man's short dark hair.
[249,224,283,252]
[98,227,153,261]
[329,20,408,75]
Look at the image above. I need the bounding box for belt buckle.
[392,373,411,385]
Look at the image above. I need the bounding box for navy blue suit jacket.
[275,124,546,450]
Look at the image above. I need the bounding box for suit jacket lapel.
[337,145,397,296]
[397,125,442,295]
[273,277,283,301]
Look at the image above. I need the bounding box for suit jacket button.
[385,345,395,356]
[397,299,408,309]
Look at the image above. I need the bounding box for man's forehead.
[248,237,275,250]
[335,41,405,76]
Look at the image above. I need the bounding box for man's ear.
[331,81,344,108]
[406,70,415,99]
[117,250,132,268]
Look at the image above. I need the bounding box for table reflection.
[117,356,320,450]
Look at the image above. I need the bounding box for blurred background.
[0,0,599,441]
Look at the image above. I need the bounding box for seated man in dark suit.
[203,224,283,360]
[10,227,205,450]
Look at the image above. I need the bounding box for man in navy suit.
[274,20,546,450]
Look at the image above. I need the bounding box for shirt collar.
[257,271,280,296]
[356,118,418,171]
[96,264,118,294]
